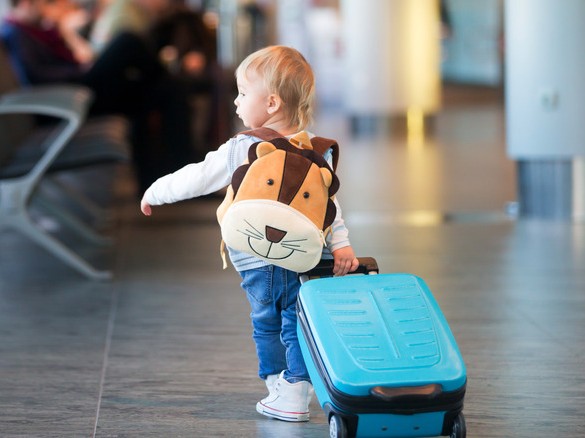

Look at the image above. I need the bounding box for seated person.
[150,0,216,80]
[1,0,163,113]
[89,0,171,54]
[1,0,196,192]
[149,0,223,150]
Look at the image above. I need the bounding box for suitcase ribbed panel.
[321,278,439,370]
[299,274,466,395]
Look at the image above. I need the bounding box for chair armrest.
[0,85,92,122]
[0,85,93,190]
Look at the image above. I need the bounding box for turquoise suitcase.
[297,259,466,438]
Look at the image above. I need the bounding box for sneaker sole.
[256,402,310,422]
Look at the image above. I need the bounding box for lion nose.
[265,226,287,243]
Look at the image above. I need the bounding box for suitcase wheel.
[329,413,349,438]
[450,413,466,438]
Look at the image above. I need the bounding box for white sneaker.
[256,372,312,422]
[264,373,313,403]
[264,374,279,394]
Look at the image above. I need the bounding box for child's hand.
[332,246,359,276]
[141,199,152,216]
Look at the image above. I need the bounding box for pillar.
[340,0,441,135]
[505,0,585,220]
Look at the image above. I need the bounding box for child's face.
[234,70,272,129]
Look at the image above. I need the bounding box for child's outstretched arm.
[139,140,234,216]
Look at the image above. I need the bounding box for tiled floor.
[1,85,585,437]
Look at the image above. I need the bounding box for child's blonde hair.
[236,45,315,131]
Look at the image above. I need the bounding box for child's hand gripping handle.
[299,257,379,283]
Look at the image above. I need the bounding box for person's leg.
[151,76,195,175]
[129,110,159,195]
[280,270,310,383]
[255,267,313,422]
[82,32,195,193]
[240,266,287,380]
[82,31,165,115]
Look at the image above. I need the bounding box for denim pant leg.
[240,266,309,383]
[240,266,287,380]
[279,268,310,384]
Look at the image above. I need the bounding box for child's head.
[235,45,315,132]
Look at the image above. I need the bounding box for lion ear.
[320,167,333,188]
[256,141,277,158]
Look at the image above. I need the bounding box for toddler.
[140,45,358,422]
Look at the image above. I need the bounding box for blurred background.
[2,1,585,437]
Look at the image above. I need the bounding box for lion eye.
[267,179,274,186]
[303,192,310,199]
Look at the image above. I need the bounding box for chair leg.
[33,187,113,246]
[13,214,113,281]
[43,175,112,225]
[1,181,112,281]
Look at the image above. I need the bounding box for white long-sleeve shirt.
[143,132,352,271]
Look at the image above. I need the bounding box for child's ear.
[266,94,282,114]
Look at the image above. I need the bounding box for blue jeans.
[239,265,309,384]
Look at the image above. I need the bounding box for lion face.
[218,139,340,272]
[235,143,334,230]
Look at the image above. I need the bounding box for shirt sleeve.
[143,139,234,205]
[322,146,352,252]
[325,196,352,252]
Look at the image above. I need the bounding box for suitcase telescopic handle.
[300,256,379,281]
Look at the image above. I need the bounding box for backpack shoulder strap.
[238,127,284,141]
[311,137,339,171]
[238,129,340,171]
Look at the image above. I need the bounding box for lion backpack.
[216,128,340,272]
